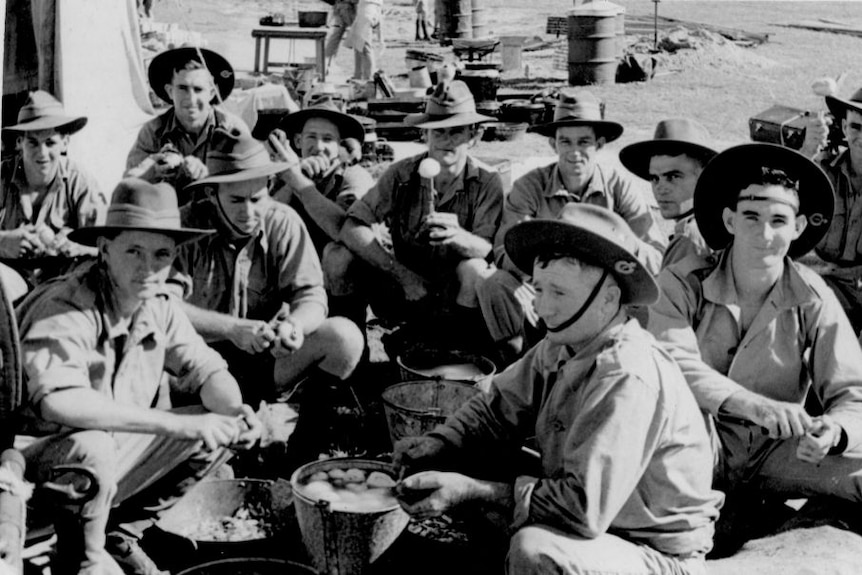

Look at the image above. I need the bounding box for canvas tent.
[3,0,156,193]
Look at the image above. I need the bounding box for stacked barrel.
[436,0,489,42]
[567,0,626,85]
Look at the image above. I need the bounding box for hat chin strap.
[542,269,609,334]
[213,192,254,240]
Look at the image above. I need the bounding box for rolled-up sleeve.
[162,297,229,395]
[273,208,327,312]
[21,306,96,406]
[468,171,504,246]
[807,290,862,452]
[346,161,398,227]
[648,268,745,414]
[125,119,161,178]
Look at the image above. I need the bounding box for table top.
[252,27,328,39]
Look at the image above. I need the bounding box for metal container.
[176,558,317,575]
[395,349,496,389]
[291,458,409,575]
[501,100,545,126]
[567,1,619,85]
[381,380,481,444]
[298,11,328,28]
[155,479,294,563]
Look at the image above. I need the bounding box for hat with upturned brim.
[404,80,495,129]
[187,126,294,188]
[277,96,366,143]
[529,89,623,142]
[694,143,834,259]
[69,179,213,247]
[3,91,88,135]
[504,203,658,305]
[619,118,717,180]
[825,87,862,121]
[148,46,235,105]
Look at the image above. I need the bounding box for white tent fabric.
[54,0,155,194]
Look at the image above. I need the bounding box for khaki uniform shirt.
[493,161,666,276]
[816,150,862,264]
[175,200,327,322]
[346,152,503,277]
[275,163,374,255]
[662,213,711,270]
[125,107,247,196]
[648,249,862,453]
[0,156,106,233]
[432,316,722,557]
[16,261,227,436]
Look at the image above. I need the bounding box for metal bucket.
[395,349,496,389]
[381,380,481,444]
[567,1,619,85]
[291,458,409,575]
[176,558,317,575]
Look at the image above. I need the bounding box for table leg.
[253,37,261,73]
[263,37,271,74]
[317,36,326,81]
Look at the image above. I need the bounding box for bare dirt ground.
[152,0,862,157]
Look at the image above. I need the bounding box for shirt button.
[552,420,565,432]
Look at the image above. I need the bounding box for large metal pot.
[176,558,317,575]
[155,479,295,565]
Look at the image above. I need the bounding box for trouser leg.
[507,525,705,575]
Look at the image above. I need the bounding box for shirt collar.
[10,154,68,194]
[91,263,158,344]
[544,162,604,201]
[427,153,481,206]
[165,107,218,143]
[702,248,817,310]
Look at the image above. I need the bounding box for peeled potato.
[366,471,396,489]
[344,468,366,483]
[309,471,329,482]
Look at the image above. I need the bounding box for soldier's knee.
[322,242,358,295]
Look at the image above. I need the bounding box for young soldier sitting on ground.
[649,143,862,550]
[619,118,717,269]
[1,91,107,297]
[475,90,667,366]
[394,204,722,575]
[126,47,246,202]
[325,80,503,350]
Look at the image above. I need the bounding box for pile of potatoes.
[297,467,399,512]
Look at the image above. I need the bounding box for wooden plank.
[777,20,862,39]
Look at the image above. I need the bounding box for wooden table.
[251,27,327,80]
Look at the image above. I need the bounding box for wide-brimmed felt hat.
[69,179,213,247]
[404,80,495,129]
[188,126,294,188]
[825,86,862,120]
[3,91,87,135]
[277,96,366,143]
[148,46,235,105]
[619,118,717,180]
[694,143,834,259]
[504,203,658,305]
[529,90,623,142]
